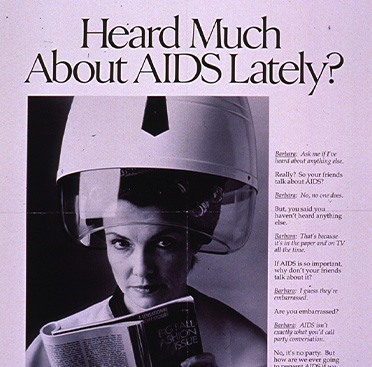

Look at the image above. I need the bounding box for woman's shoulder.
[189,286,266,337]
[189,287,267,366]
[57,297,114,330]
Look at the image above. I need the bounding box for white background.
[1,1,372,366]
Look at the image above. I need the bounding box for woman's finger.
[181,352,218,367]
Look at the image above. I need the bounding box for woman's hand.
[181,352,218,367]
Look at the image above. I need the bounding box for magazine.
[41,321,147,367]
[41,296,202,367]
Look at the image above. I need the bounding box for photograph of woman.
[26,96,268,367]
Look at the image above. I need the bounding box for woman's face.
[104,200,196,313]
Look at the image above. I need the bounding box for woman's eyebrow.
[105,227,186,242]
[105,232,129,240]
[150,227,186,239]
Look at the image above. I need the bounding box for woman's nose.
[131,247,154,277]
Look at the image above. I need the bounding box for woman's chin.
[125,286,169,311]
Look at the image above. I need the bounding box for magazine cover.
[1,1,372,366]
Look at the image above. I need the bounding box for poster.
[1,1,372,366]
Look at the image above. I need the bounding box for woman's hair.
[118,168,226,248]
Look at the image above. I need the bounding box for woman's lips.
[129,284,163,295]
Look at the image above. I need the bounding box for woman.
[27,96,267,366]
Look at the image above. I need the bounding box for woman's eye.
[110,238,131,249]
[156,238,177,249]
